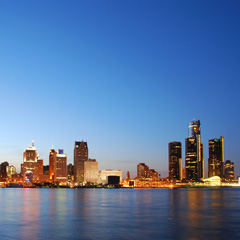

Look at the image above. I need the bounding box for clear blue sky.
[0,1,240,178]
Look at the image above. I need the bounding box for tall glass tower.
[208,136,224,178]
[185,120,204,181]
[168,141,182,181]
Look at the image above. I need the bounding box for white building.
[98,170,122,185]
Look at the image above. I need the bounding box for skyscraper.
[55,149,67,183]
[22,141,39,182]
[49,148,67,183]
[169,141,182,181]
[185,120,204,181]
[208,137,224,178]
[74,140,88,184]
[49,148,57,181]
[225,160,234,180]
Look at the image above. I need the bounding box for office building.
[67,163,74,183]
[98,170,122,185]
[55,149,67,183]
[6,165,16,181]
[137,163,158,180]
[74,140,88,184]
[49,148,57,181]
[169,141,182,181]
[185,120,204,181]
[225,160,234,180]
[37,159,43,175]
[22,141,39,182]
[0,161,9,181]
[84,159,98,184]
[208,137,224,178]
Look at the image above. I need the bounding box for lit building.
[169,141,182,181]
[185,120,204,181]
[6,165,16,181]
[137,163,158,180]
[74,140,88,184]
[37,159,43,175]
[67,163,74,183]
[202,176,221,186]
[137,163,149,179]
[22,141,39,182]
[126,171,130,181]
[98,170,122,185]
[225,160,234,180]
[208,137,224,178]
[49,148,57,181]
[0,161,9,181]
[84,159,98,184]
[54,149,67,183]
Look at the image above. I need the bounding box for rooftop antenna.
[32,140,35,146]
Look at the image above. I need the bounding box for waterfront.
[0,188,240,239]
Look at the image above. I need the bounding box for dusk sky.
[0,1,240,177]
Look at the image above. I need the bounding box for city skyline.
[0,1,240,177]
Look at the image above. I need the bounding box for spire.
[32,140,35,147]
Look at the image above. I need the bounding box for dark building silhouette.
[169,141,182,181]
[208,137,224,178]
[43,165,49,175]
[67,163,74,182]
[185,120,204,181]
[0,161,9,181]
[225,160,234,180]
[74,141,88,184]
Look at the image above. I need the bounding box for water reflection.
[0,188,240,239]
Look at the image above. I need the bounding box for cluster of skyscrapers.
[12,140,121,185]
[169,120,235,182]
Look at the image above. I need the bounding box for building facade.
[84,159,98,184]
[185,120,204,181]
[54,149,67,183]
[74,141,88,184]
[22,142,39,182]
[208,137,224,178]
[49,148,56,181]
[98,170,122,185]
[169,141,182,181]
[225,160,234,180]
[137,163,158,180]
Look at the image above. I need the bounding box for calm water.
[0,188,240,239]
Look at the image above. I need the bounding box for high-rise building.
[6,165,16,181]
[84,159,98,183]
[208,137,224,178]
[49,148,57,181]
[67,163,74,183]
[137,163,149,179]
[0,161,9,181]
[225,160,234,180]
[74,140,88,184]
[185,120,204,181]
[55,149,67,183]
[37,159,43,175]
[137,163,158,179]
[22,141,39,182]
[169,141,182,181]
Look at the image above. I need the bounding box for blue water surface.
[0,188,239,240]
